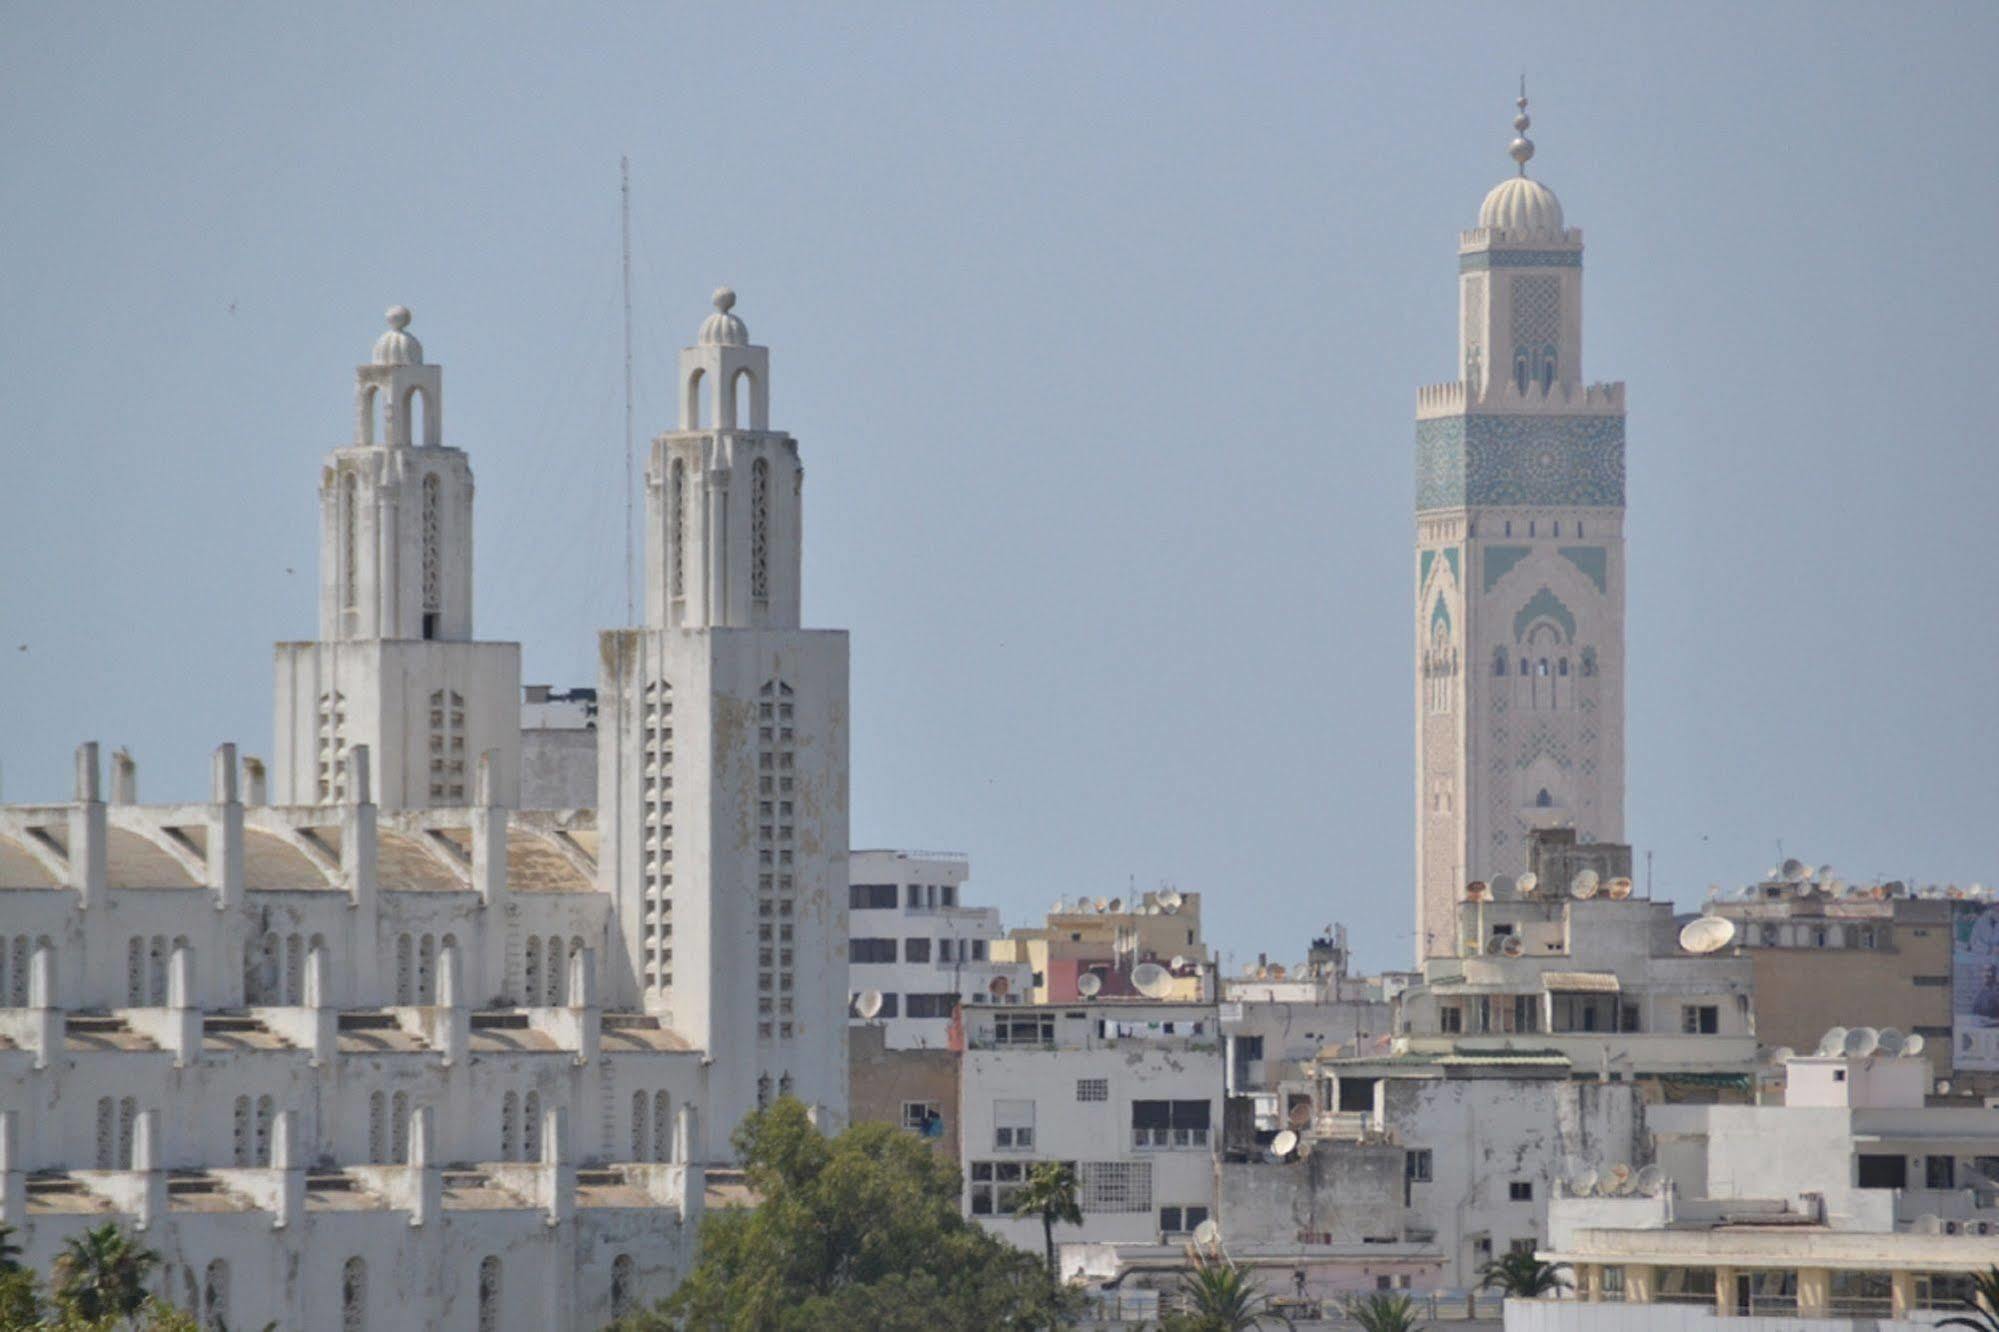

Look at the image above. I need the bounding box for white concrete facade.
[847,849,1030,1049]
[597,290,850,1155]
[957,1001,1223,1251]
[1415,100,1628,960]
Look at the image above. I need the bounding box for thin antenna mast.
[621,156,636,626]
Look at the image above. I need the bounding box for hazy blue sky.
[3,4,1995,971]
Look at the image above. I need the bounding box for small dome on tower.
[1478,176,1565,235]
[371,306,424,366]
[698,286,749,346]
[1476,86,1565,237]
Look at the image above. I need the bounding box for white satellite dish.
[1766,1046,1796,1068]
[1603,1163,1633,1195]
[1501,936,1524,958]
[1271,1129,1300,1160]
[1159,889,1184,914]
[1491,874,1516,898]
[1170,954,1190,972]
[1107,897,1123,913]
[1051,899,1068,916]
[1844,1027,1879,1057]
[1793,879,1815,899]
[1571,870,1600,899]
[1191,1218,1221,1247]
[1905,1033,1927,1057]
[1679,916,1736,954]
[1781,858,1809,882]
[1131,962,1171,998]
[1636,1165,1665,1196]
[1607,876,1634,900]
[1876,1028,1906,1056]
[988,975,1011,999]
[1516,872,1539,896]
[1093,897,1109,913]
[1076,971,1103,998]
[857,990,885,1020]
[1571,1167,1597,1197]
[1465,880,1490,901]
[1819,1026,1849,1056]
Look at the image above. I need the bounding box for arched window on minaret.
[421,473,441,639]
[1536,789,1553,808]
[685,369,707,430]
[1514,348,1531,394]
[669,459,687,604]
[751,457,770,605]
[1540,344,1558,392]
[1492,649,1508,678]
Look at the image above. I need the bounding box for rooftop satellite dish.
[1844,1027,1879,1057]
[1491,874,1516,898]
[1131,962,1171,999]
[1571,1167,1598,1197]
[1485,937,1507,956]
[1884,880,1906,897]
[1268,963,1287,979]
[1466,880,1489,901]
[1876,1028,1905,1056]
[1108,897,1123,913]
[1571,870,1600,899]
[1938,1080,1953,1096]
[1869,884,1888,900]
[1271,1129,1300,1160]
[1501,936,1524,958]
[1904,1033,1927,1057]
[1191,1219,1221,1248]
[1819,1026,1849,1056]
[1793,879,1816,899]
[1051,899,1068,916]
[1781,858,1809,882]
[1516,872,1539,896]
[1607,877,1634,900]
[1295,1137,1313,1161]
[1093,897,1109,913]
[1765,1046,1796,1070]
[1636,1165,1665,1196]
[1076,971,1103,998]
[1604,1163,1633,1195]
[1169,954,1190,972]
[857,990,885,1020]
[988,975,1011,999]
[1679,916,1736,954]
[1287,1101,1313,1129]
[1249,965,1268,980]
[1159,889,1184,914]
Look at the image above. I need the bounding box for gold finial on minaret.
[1509,76,1535,176]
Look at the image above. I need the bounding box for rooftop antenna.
[620,155,636,627]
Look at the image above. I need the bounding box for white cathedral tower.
[272,307,522,810]
[1413,96,1628,959]
[598,289,849,1152]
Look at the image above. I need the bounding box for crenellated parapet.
[1416,377,1626,421]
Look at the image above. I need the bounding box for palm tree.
[1010,1161,1083,1284]
[1346,1291,1424,1332]
[1478,1250,1571,1298]
[1165,1252,1294,1331]
[0,1223,21,1274]
[1940,1266,1999,1332]
[52,1221,160,1322]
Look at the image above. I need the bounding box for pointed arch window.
[1535,789,1553,809]
[340,471,359,614]
[750,457,770,603]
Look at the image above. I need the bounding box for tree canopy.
[617,1097,1076,1331]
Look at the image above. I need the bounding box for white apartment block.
[957,1000,1223,1255]
[847,850,1028,1049]
[1531,1046,1999,1331]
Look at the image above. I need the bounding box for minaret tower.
[1412,93,1628,959]
[273,307,522,809]
[599,289,849,1154]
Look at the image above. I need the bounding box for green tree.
[0,1224,22,1275]
[621,1097,1076,1331]
[1941,1266,1999,1332]
[1009,1162,1082,1286]
[0,1265,43,1330]
[1160,1252,1293,1332]
[1476,1251,1571,1299]
[1345,1291,1424,1332]
[50,1222,160,1324]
